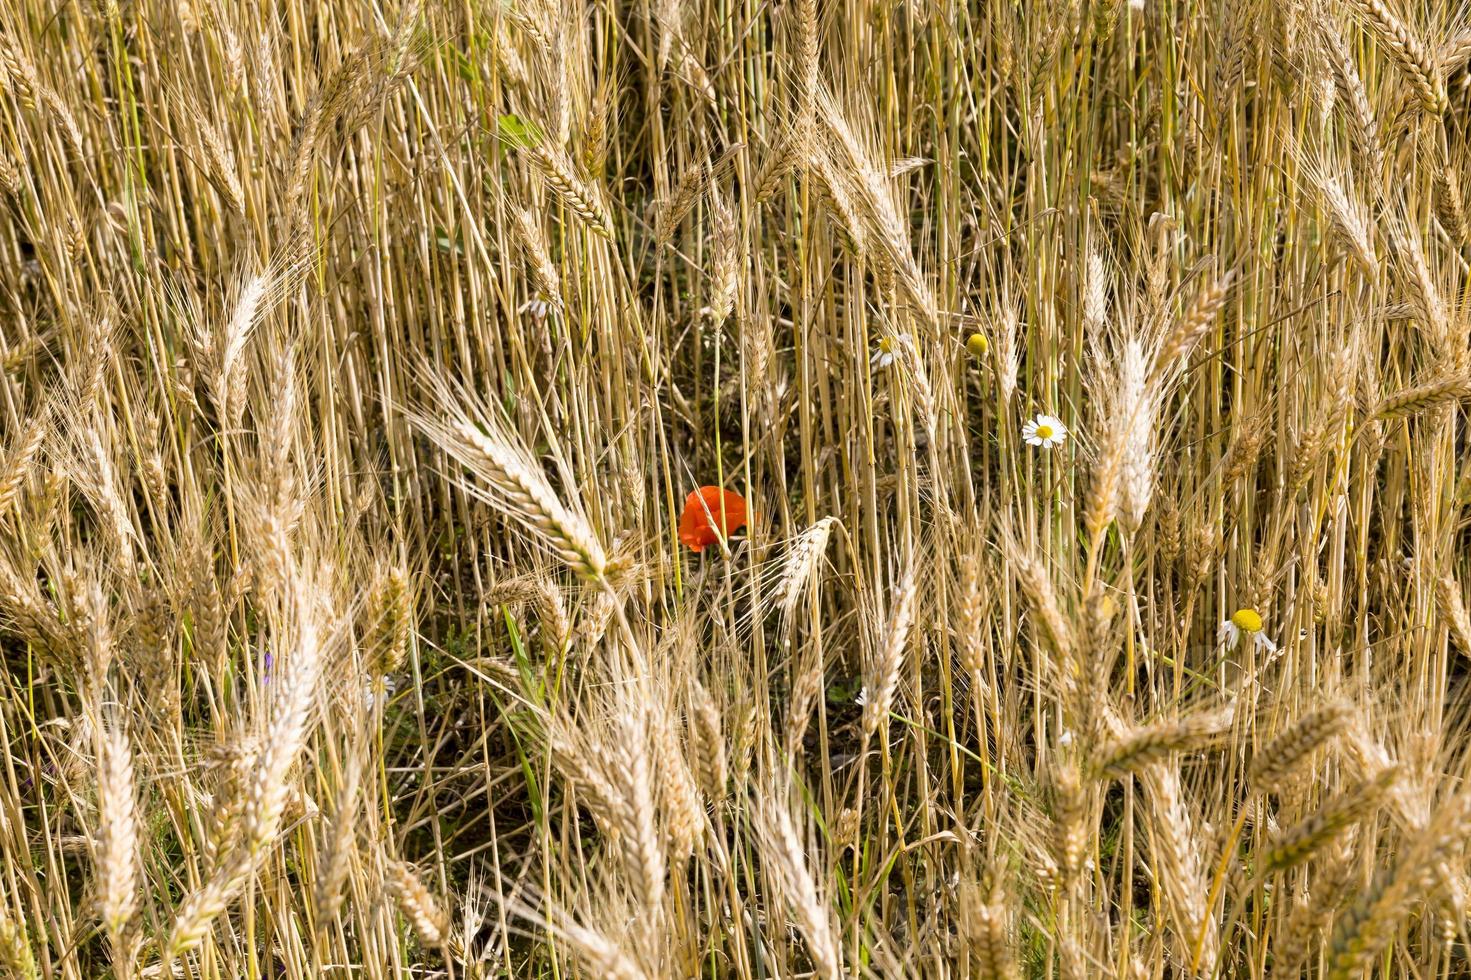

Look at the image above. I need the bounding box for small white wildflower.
[1218,608,1277,654]
[855,687,869,708]
[518,296,550,319]
[364,674,399,709]
[871,336,896,370]
[1022,413,1068,449]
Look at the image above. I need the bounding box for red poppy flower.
[678,486,749,552]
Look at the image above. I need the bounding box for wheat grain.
[412,405,609,580]
[0,918,37,980]
[760,796,841,980]
[1152,273,1232,384]
[1344,0,1447,113]
[688,680,727,802]
[956,874,1020,980]
[1374,373,1471,419]
[651,699,704,858]
[1325,789,1471,979]
[1436,575,1471,657]
[1094,705,1235,779]
[0,417,44,520]
[386,860,450,948]
[1251,700,1352,792]
[1141,764,1219,974]
[94,720,140,948]
[1262,767,1397,873]
[527,141,616,239]
[861,570,916,740]
[313,753,361,937]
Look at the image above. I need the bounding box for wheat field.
[2,0,1471,976]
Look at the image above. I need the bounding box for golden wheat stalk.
[0,416,44,519]
[1151,272,1232,385]
[956,874,1020,980]
[386,860,451,948]
[1261,766,1397,873]
[1325,789,1471,979]
[1343,0,1447,113]
[1436,575,1471,657]
[759,796,841,980]
[165,594,324,961]
[0,918,37,980]
[688,680,728,802]
[861,569,917,740]
[313,752,362,938]
[1094,705,1235,779]
[1373,373,1471,419]
[94,719,139,959]
[1250,700,1352,792]
[526,141,616,239]
[411,392,609,581]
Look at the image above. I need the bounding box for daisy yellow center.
[966,333,988,358]
[879,337,894,352]
[1034,423,1054,439]
[1231,608,1263,633]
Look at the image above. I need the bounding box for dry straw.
[4,0,1471,976]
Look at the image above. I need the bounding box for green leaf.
[826,676,861,702]
[446,46,476,83]
[497,113,542,149]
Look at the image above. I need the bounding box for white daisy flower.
[518,296,551,319]
[871,336,896,370]
[1022,413,1068,449]
[855,686,869,707]
[364,674,399,709]
[1218,608,1277,654]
